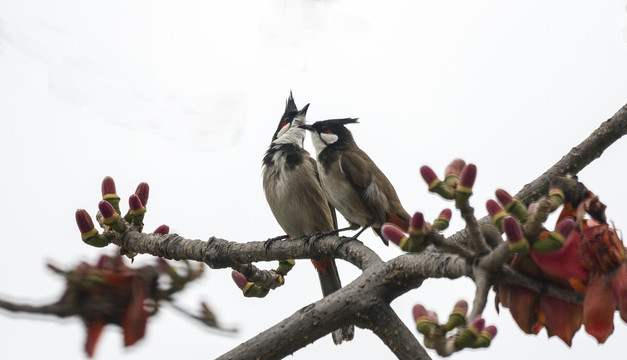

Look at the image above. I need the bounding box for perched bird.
[262,93,354,344]
[300,118,410,245]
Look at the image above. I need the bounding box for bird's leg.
[351,225,370,239]
[304,225,355,247]
[335,225,369,250]
[264,234,289,251]
[313,226,354,240]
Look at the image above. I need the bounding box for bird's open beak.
[298,103,310,115]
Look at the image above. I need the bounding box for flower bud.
[533,217,575,253]
[101,176,121,213]
[98,200,116,219]
[455,164,476,208]
[101,176,116,196]
[421,165,455,199]
[420,166,440,190]
[432,208,452,231]
[496,189,528,222]
[76,209,109,247]
[444,300,468,331]
[409,212,425,236]
[231,270,248,290]
[444,159,466,187]
[413,304,437,336]
[152,225,170,235]
[98,200,125,232]
[76,209,95,235]
[472,325,497,348]
[454,317,484,350]
[135,182,150,207]
[486,199,507,231]
[382,223,408,247]
[126,194,146,227]
[503,216,529,254]
[129,194,145,214]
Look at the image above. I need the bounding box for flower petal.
[539,296,582,346]
[583,274,615,343]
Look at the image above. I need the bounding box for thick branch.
[366,303,431,360]
[113,232,382,272]
[516,103,627,203]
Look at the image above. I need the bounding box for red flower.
[583,273,615,343]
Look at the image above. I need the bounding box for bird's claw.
[264,234,289,252]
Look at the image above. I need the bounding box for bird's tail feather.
[311,258,355,344]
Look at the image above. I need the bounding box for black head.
[299,118,359,149]
[271,92,310,143]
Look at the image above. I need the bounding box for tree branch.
[516,103,627,204]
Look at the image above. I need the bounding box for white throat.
[310,132,338,157]
[273,125,305,147]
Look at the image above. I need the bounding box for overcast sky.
[1,1,627,359]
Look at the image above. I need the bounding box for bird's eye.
[323,129,333,134]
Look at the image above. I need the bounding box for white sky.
[1,1,627,359]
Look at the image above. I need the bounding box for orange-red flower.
[516,208,627,344]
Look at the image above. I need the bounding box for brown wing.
[339,150,387,223]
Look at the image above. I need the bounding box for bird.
[299,118,410,246]
[262,92,354,344]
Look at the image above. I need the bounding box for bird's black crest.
[284,91,298,115]
[314,118,359,127]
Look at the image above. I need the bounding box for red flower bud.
[555,217,574,237]
[412,304,429,321]
[445,158,466,177]
[98,200,116,219]
[486,200,503,217]
[458,164,477,190]
[134,182,150,206]
[381,224,407,246]
[129,194,143,211]
[432,208,452,231]
[410,212,425,232]
[453,299,469,316]
[495,189,513,206]
[439,208,452,222]
[486,199,507,229]
[75,209,95,234]
[101,176,117,197]
[503,216,528,253]
[469,317,485,332]
[153,225,170,235]
[483,325,497,339]
[231,270,248,290]
[444,300,469,331]
[420,165,439,187]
